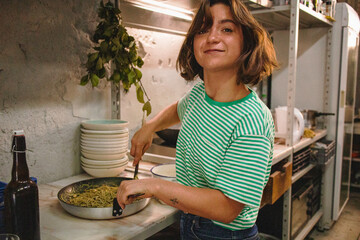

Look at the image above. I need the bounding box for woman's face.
[193,3,243,75]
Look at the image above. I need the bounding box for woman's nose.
[206,28,220,43]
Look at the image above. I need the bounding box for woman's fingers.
[117,179,153,209]
[116,180,143,208]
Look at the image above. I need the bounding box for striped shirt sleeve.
[214,135,271,207]
[177,90,191,122]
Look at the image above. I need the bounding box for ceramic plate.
[81,139,128,145]
[81,133,129,139]
[80,128,129,135]
[81,161,127,169]
[81,146,128,153]
[81,164,127,178]
[81,151,127,161]
[81,143,128,149]
[81,120,129,131]
[81,155,128,166]
[80,136,129,142]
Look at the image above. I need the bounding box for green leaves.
[81,0,151,116]
[80,75,89,86]
[136,83,144,103]
[142,101,152,116]
[90,73,100,87]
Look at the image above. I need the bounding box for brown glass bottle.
[4,130,40,240]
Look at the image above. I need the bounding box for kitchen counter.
[39,130,327,239]
[39,172,180,240]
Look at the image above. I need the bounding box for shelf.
[273,144,292,165]
[243,0,272,10]
[345,122,360,135]
[292,163,316,183]
[251,4,333,31]
[350,183,360,188]
[293,210,324,240]
[344,156,360,162]
[293,129,327,153]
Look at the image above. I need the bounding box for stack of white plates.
[80,120,130,177]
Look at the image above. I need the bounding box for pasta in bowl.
[57,177,149,219]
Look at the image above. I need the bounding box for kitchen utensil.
[274,106,304,144]
[300,110,334,130]
[57,177,150,219]
[133,164,139,180]
[134,112,146,180]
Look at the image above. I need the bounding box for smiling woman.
[117,0,278,239]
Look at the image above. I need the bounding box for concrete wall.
[0,0,196,183]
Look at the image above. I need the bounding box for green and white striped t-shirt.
[176,81,274,230]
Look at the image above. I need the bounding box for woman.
[117,0,278,239]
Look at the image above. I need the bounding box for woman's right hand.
[130,101,180,166]
[130,124,155,166]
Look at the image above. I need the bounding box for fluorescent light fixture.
[126,0,194,21]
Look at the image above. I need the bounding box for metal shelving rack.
[250,2,333,239]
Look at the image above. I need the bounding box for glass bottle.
[4,130,40,240]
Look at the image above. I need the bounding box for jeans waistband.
[182,212,258,236]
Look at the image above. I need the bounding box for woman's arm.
[117,178,244,224]
[130,101,180,165]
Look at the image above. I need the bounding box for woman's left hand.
[116,179,156,209]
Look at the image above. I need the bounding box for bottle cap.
[13,130,25,136]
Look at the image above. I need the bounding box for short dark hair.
[176,0,278,86]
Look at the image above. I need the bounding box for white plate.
[81,142,128,149]
[81,155,128,166]
[80,136,129,142]
[81,128,129,134]
[81,119,129,131]
[81,164,127,177]
[81,133,129,139]
[81,151,127,160]
[81,145,128,153]
[81,139,128,145]
[81,161,128,169]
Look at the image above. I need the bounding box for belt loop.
[194,216,200,228]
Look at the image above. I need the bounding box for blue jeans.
[180,212,260,240]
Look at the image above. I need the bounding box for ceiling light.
[125,0,194,21]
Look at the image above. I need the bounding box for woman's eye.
[223,28,233,33]
[198,29,209,34]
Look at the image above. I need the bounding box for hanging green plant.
[80,0,151,116]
